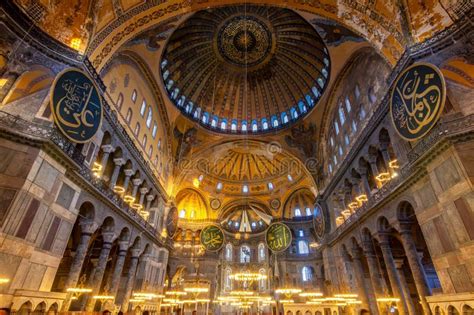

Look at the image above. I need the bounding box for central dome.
[161,5,330,134]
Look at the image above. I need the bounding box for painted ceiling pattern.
[161,5,330,134]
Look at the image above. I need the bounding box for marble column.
[358,167,372,196]
[361,239,386,297]
[121,248,141,312]
[139,187,149,205]
[85,232,116,312]
[109,241,129,298]
[109,158,125,188]
[399,222,432,315]
[99,145,115,177]
[122,169,135,193]
[378,233,408,315]
[351,247,378,315]
[134,253,150,291]
[145,194,154,211]
[368,157,382,188]
[395,259,417,315]
[61,221,97,312]
[380,144,392,172]
[131,179,143,199]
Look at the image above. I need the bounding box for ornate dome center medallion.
[161,5,331,134]
[217,15,273,68]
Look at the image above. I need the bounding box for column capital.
[393,258,404,270]
[102,231,116,244]
[79,221,98,235]
[146,194,155,202]
[131,248,142,258]
[377,231,391,246]
[113,158,126,166]
[398,220,414,234]
[132,178,143,186]
[124,169,135,177]
[118,240,130,252]
[101,144,115,153]
[351,246,363,260]
[140,187,149,194]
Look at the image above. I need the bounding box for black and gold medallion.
[50,68,103,143]
[166,207,179,238]
[266,222,292,252]
[390,63,446,141]
[200,225,225,252]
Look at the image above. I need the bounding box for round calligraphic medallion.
[390,63,446,141]
[165,207,179,238]
[50,68,103,143]
[210,198,221,210]
[200,225,225,252]
[266,222,292,252]
[313,203,325,241]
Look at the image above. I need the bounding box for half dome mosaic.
[161,5,331,134]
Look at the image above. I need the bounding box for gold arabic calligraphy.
[201,226,224,250]
[392,65,444,139]
[267,223,291,252]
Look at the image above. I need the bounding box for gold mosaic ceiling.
[161,5,330,134]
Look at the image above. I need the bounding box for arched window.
[225,244,233,261]
[338,146,343,156]
[241,120,247,132]
[268,182,274,191]
[294,208,301,217]
[161,59,168,69]
[148,145,153,157]
[334,121,340,135]
[166,80,174,90]
[352,120,357,133]
[194,107,201,119]
[302,266,313,282]
[330,136,334,147]
[344,135,350,146]
[140,100,147,116]
[240,245,251,263]
[328,164,333,174]
[259,268,266,290]
[298,229,304,237]
[317,78,324,88]
[258,243,266,262]
[225,268,232,290]
[252,120,258,132]
[345,96,352,112]
[116,93,124,111]
[305,94,314,107]
[146,106,152,128]
[142,135,147,147]
[360,107,366,120]
[178,96,186,107]
[298,101,307,113]
[163,70,169,80]
[202,112,209,124]
[312,86,319,98]
[211,116,217,128]
[281,112,289,124]
[272,116,279,127]
[262,119,269,130]
[157,139,162,150]
[305,207,312,216]
[134,123,140,136]
[322,68,328,78]
[152,123,158,139]
[131,89,137,102]
[220,119,227,130]
[231,120,237,131]
[290,107,298,119]
[287,174,293,182]
[355,84,361,100]
[216,182,223,191]
[298,240,309,255]
[338,105,345,125]
[179,209,186,218]
[242,185,249,194]
[126,108,133,123]
[171,88,180,99]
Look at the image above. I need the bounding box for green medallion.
[50,68,103,143]
[390,63,446,141]
[200,225,225,251]
[266,222,292,252]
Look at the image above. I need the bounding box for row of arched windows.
[161,59,329,133]
[225,243,267,263]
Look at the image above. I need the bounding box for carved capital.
[113,158,126,166]
[124,169,135,177]
[132,178,143,186]
[101,144,115,154]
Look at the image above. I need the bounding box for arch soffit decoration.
[282,187,316,218]
[218,198,272,220]
[88,0,407,71]
[100,50,172,158]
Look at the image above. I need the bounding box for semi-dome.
[161,5,330,134]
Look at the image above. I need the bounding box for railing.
[327,113,474,243]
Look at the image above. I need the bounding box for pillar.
[85,232,116,312]
[131,178,143,198]
[61,221,97,311]
[399,222,432,315]
[121,248,141,312]
[99,145,114,177]
[358,166,372,196]
[361,238,386,296]
[368,156,382,188]
[395,259,417,315]
[139,187,149,205]
[145,194,154,211]
[109,241,129,298]
[351,246,378,315]
[123,169,135,193]
[109,158,125,188]
[378,232,408,315]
